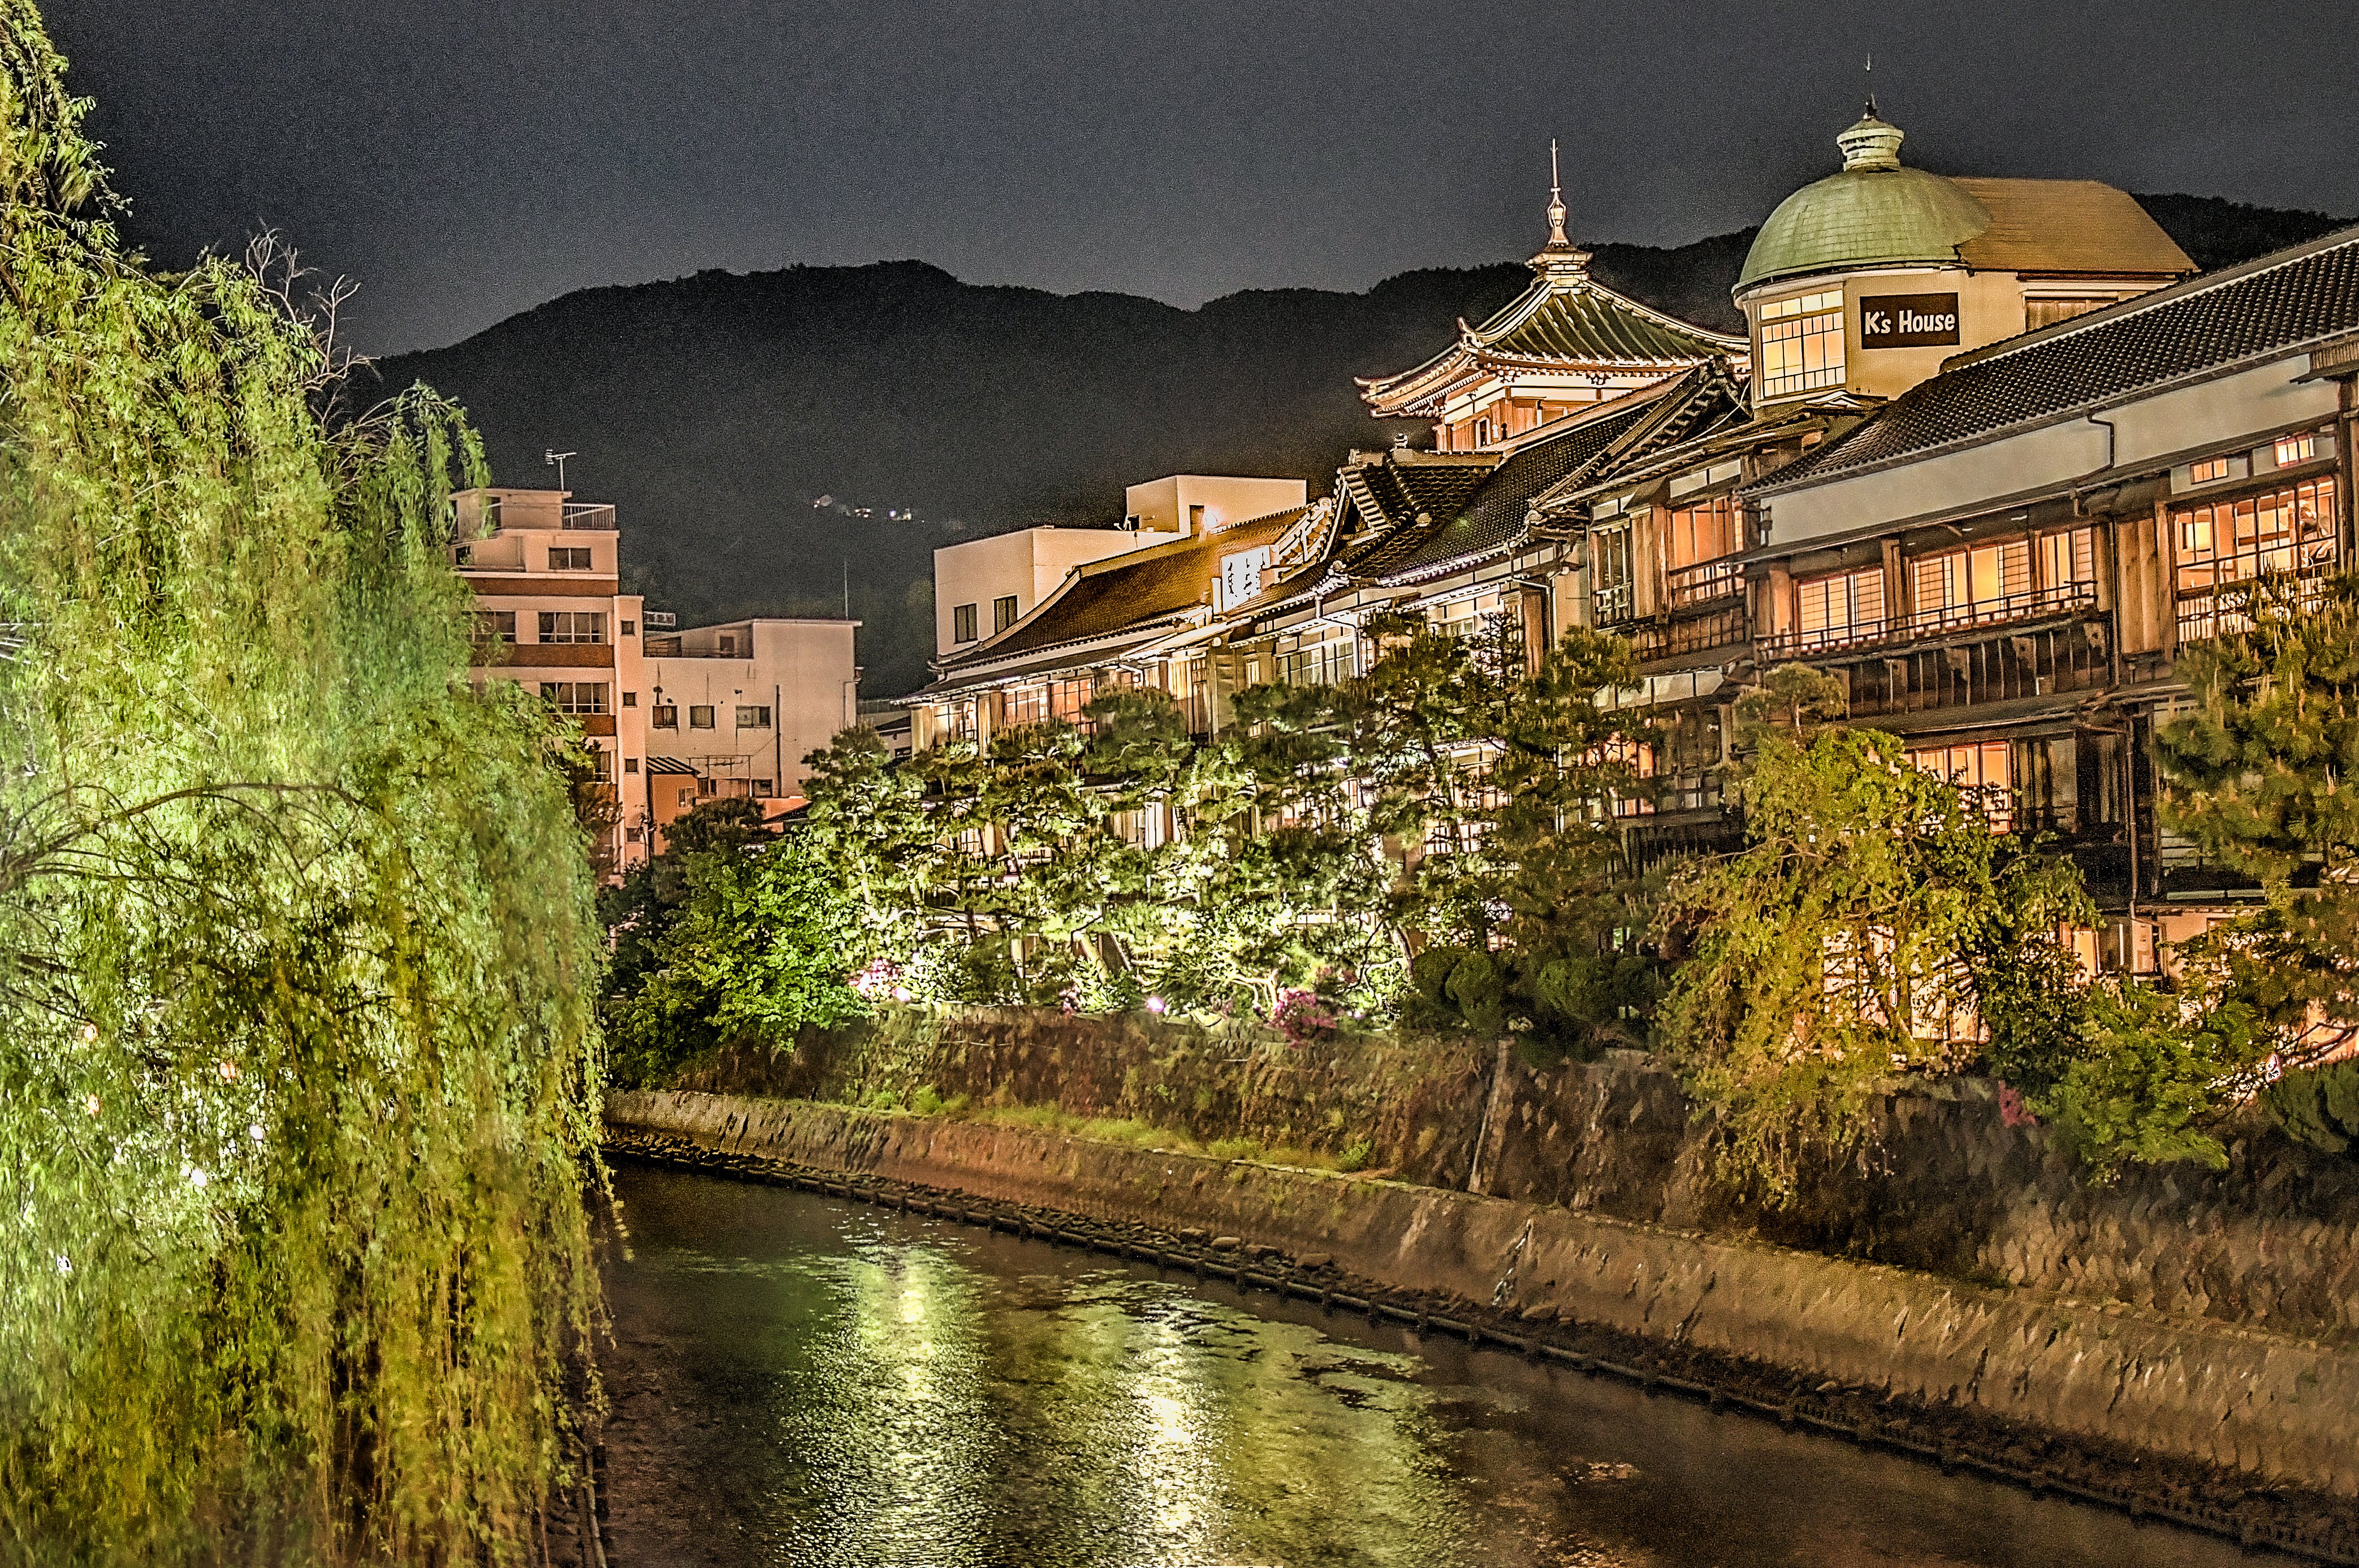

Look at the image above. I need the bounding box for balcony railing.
[1664,557,1744,609]
[562,503,617,531]
[1761,580,2097,659]
[1631,604,1749,663]
[2175,561,2336,646]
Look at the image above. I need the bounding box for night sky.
[56,1,2359,355]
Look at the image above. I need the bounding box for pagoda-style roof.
[1360,247,1747,419]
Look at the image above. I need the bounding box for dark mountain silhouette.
[375,196,2348,698]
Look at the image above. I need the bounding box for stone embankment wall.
[608,1089,2359,1497]
[679,1007,2359,1342]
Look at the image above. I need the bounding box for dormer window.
[1759,290,1845,398]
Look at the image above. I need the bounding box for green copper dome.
[1736,111,1992,293]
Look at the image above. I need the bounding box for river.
[598,1164,2266,1568]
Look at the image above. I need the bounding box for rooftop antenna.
[1864,53,1877,118]
[842,558,849,618]
[544,449,576,491]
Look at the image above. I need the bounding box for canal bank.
[605,1090,2359,1561]
[598,1158,2288,1568]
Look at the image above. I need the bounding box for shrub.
[2262,1060,2359,1157]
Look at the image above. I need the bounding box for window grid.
[537,611,606,644]
[2174,477,2339,594]
[1758,290,1844,397]
[538,682,608,715]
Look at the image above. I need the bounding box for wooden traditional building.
[1358,155,1745,452]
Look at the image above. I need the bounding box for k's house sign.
[1860,292,1960,348]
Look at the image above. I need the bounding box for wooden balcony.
[1663,556,1744,610]
[1760,581,2097,660]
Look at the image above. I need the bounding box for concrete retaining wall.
[609,1088,2359,1497]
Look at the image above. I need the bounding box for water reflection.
[602,1167,2261,1568]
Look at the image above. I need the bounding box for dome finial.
[1836,98,1906,173]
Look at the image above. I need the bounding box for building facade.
[452,487,860,874]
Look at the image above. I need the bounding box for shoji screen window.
[1796,567,1885,649]
[1911,538,2030,629]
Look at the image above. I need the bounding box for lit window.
[1592,523,1635,624]
[547,547,593,570]
[993,595,1019,633]
[953,603,978,642]
[1910,538,2031,627]
[1795,566,1885,648]
[1908,741,2012,832]
[689,705,715,729]
[2188,455,2244,486]
[1757,290,1845,397]
[538,611,606,644]
[735,705,772,728]
[2174,477,2339,595]
[537,683,608,715]
[1004,685,1047,725]
[1665,494,1739,571]
[2275,431,2320,466]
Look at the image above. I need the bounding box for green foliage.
[1657,667,2093,1198]
[2262,1059,2359,1156]
[1337,1138,1375,1173]
[605,828,866,1085]
[2154,573,2359,1058]
[2040,983,2271,1180]
[0,9,602,1558]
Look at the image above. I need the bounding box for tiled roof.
[1476,276,1747,364]
[1371,400,1661,582]
[1951,179,2193,277]
[1362,264,1743,413]
[937,506,1304,672]
[1756,226,2359,489]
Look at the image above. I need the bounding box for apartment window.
[698,777,718,797]
[587,748,612,783]
[2025,297,2112,331]
[1757,289,1845,397]
[689,705,716,729]
[469,610,516,645]
[2174,476,2339,593]
[548,547,593,571]
[1796,567,1886,646]
[538,682,608,715]
[620,620,636,637]
[650,703,677,728]
[715,633,739,656]
[620,690,637,707]
[1592,522,1635,624]
[1908,741,2013,832]
[993,595,1019,633]
[752,779,774,796]
[1911,538,2031,625]
[953,603,979,642]
[1665,494,1739,571]
[735,705,772,728]
[538,611,606,644]
[623,757,640,775]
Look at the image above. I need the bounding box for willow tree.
[0,11,604,1563]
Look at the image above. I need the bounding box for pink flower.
[1997,1082,2038,1129]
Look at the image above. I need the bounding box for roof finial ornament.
[1545,138,1570,249]
[1864,52,1877,120]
